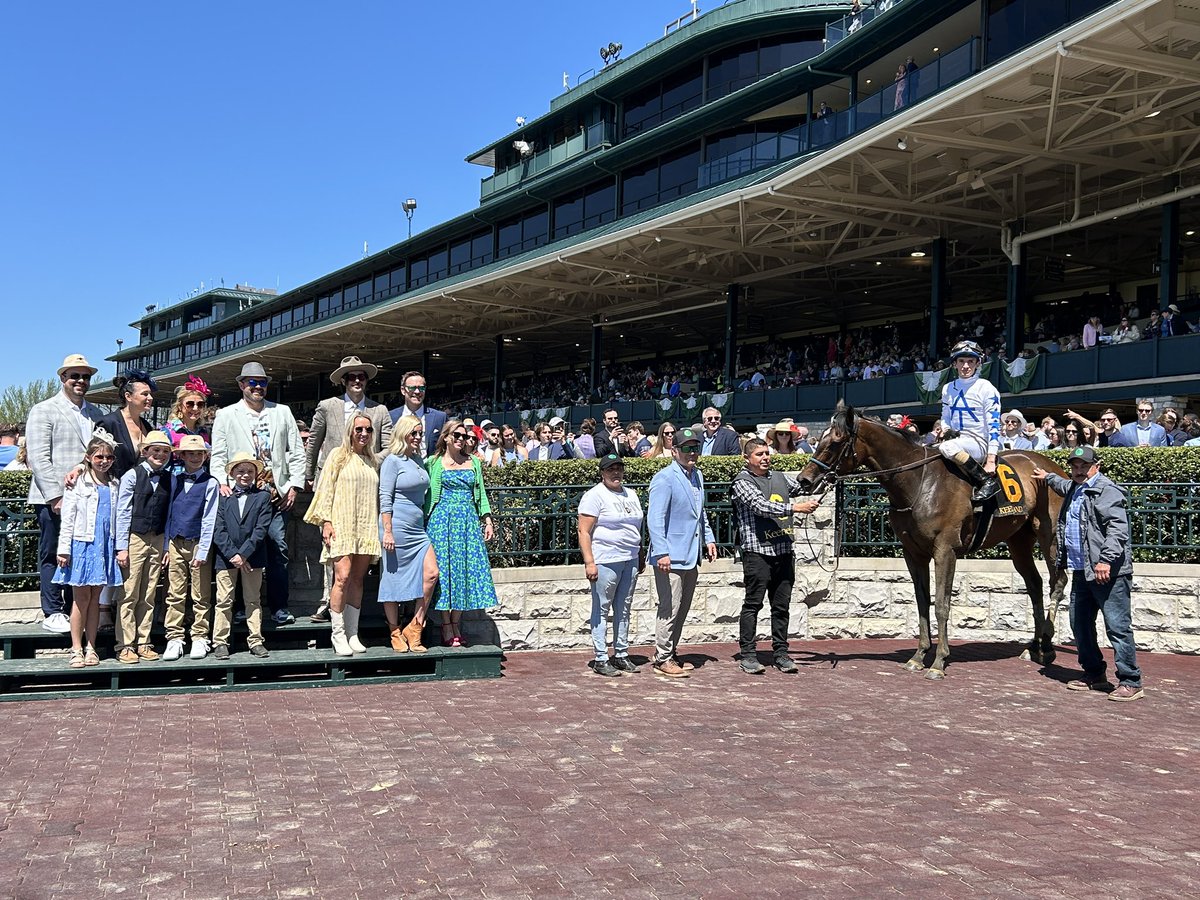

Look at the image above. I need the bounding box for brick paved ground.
[1,639,1198,899]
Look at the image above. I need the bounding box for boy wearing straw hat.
[114,430,175,662]
[211,452,274,659]
[162,434,220,661]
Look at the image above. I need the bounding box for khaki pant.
[214,568,264,649]
[653,566,699,663]
[120,532,164,649]
[165,537,213,642]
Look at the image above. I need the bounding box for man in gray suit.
[210,362,306,625]
[26,354,105,632]
[304,355,393,622]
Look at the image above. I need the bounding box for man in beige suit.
[26,354,105,632]
[304,355,392,622]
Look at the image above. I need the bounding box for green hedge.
[480,453,811,488]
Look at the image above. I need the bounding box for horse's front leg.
[901,552,932,672]
[927,547,957,680]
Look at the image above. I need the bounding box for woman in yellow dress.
[304,414,381,656]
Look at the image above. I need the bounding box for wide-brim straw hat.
[141,431,173,450]
[177,434,209,453]
[226,451,265,477]
[1003,409,1027,429]
[58,354,98,378]
[766,418,798,444]
[329,355,379,385]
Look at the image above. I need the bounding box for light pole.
[403,198,418,240]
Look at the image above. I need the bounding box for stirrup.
[972,477,1000,502]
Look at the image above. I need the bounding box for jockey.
[938,340,1001,501]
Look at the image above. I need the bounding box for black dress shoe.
[309,604,331,623]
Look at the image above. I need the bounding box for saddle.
[966,458,1029,553]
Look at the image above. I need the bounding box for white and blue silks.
[938,374,1001,463]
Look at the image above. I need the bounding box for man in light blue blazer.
[25,354,105,632]
[209,362,306,624]
[647,427,717,678]
[1109,401,1169,447]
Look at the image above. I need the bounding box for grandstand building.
[109,0,1200,423]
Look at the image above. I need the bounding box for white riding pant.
[938,431,987,463]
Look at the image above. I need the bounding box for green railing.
[838,482,1200,563]
[487,482,739,568]
[0,497,40,591]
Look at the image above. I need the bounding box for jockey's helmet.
[950,340,985,361]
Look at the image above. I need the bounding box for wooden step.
[0,644,502,700]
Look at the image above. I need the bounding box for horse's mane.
[833,405,926,447]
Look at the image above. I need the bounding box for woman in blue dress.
[425,418,497,647]
[378,416,438,653]
[54,432,123,667]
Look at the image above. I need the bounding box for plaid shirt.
[730,470,805,557]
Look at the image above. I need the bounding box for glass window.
[554,192,584,240]
[450,236,474,273]
[583,179,616,229]
[471,232,493,267]
[708,42,759,100]
[621,159,659,216]
[374,272,391,299]
[659,144,701,203]
[409,256,429,286]
[661,63,703,120]
[523,209,548,250]
[390,265,407,292]
[623,83,660,137]
[497,217,523,259]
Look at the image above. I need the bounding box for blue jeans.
[590,559,638,662]
[264,506,290,613]
[37,504,71,616]
[1069,571,1142,687]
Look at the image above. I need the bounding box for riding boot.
[954,451,999,501]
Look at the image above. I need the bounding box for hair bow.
[123,368,158,392]
[184,375,212,397]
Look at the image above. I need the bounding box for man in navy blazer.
[1109,401,1169,447]
[699,407,741,455]
[388,370,446,457]
[647,428,717,678]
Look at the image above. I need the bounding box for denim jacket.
[1044,472,1133,581]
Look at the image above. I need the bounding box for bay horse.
[797,401,1068,680]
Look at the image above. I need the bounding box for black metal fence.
[838,482,1200,563]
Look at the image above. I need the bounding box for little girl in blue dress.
[54,431,123,667]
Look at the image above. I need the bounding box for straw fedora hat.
[141,431,173,450]
[236,362,271,383]
[329,355,379,385]
[226,451,265,477]
[57,354,98,378]
[177,434,209,453]
[766,418,799,445]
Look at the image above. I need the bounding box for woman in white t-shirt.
[577,453,645,677]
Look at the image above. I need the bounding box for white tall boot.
[330,609,353,657]
[343,604,368,654]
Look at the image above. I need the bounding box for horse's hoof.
[1019,648,1032,662]
[925,669,946,681]
[901,660,925,673]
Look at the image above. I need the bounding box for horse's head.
[797,400,863,494]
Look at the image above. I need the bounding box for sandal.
[441,624,455,647]
[84,646,100,667]
[69,649,85,669]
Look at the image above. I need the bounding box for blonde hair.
[325,413,379,480]
[388,415,422,458]
[169,387,207,424]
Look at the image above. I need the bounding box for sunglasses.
[450,432,468,441]
[244,378,268,388]
[1065,429,1079,434]
[91,454,114,461]
[678,445,700,453]
[1100,416,1115,422]
[411,430,425,437]
[662,430,676,435]
[65,373,92,382]
[183,400,206,409]
[704,416,721,422]
[1138,408,1153,413]
[404,384,427,393]
[353,426,374,434]
[344,373,368,382]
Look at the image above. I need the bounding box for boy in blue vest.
[212,452,274,659]
[114,431,174,663]
[162,434,220,661]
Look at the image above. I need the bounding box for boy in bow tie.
[211,453,274,659]
[115,431,175,663]
[163,434,219,660]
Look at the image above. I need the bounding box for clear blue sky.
[0,0,692,391]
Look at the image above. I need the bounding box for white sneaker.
[41,612,70,633]
[162,639,185,661]
[189,639,209,660]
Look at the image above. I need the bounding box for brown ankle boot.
[389,626,408,653]
[402,620,427,653]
